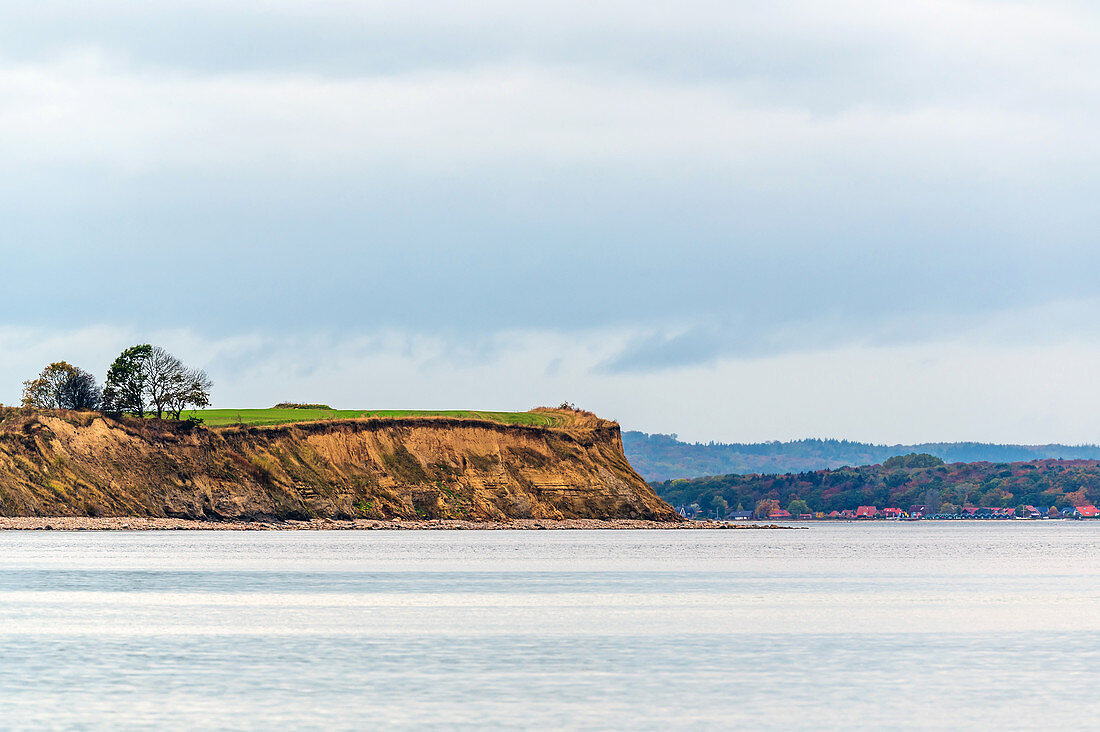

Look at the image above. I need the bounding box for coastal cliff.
[0,408,679,521]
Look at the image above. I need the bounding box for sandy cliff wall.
[0,410,679,521]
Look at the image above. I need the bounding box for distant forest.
[653,455,1100,516]
[622,432,1100,482]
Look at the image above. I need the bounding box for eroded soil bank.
[0,408,679,521]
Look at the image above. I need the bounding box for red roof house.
[854,506,877,519]
[769,508,792,519]
[1075,505,1100,518]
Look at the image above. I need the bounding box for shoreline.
[0,517,797,531]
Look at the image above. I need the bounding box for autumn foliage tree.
[22,362,101,411]
[754,498,780,518]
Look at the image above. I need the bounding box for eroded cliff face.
[0,409,679,521]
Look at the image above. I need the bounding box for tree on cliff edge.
[102,345,152,417]
[146,346,212,419]
[22,362,101,410]
[102,344,212,419]
[165,369,212,419]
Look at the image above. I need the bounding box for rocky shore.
[0,517,798,531]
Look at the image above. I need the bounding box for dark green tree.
[102,345,152,417]
[711,495,728,518]
[883,453,945,470]
[787,497,811,515]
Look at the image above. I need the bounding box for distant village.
[676,503,1100,521]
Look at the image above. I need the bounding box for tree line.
[654,455,1100,517]
[20,345,212,420]
[623,431,1100,482]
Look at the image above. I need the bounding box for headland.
[0,406,681,523]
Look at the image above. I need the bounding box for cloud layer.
[6,313,1100,445]
[2,0,1099,440]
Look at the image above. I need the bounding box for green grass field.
[185,408,571,428]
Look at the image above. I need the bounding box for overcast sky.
[3,0,1100,444]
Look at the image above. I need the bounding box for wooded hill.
[624,431,1100,481]
[653,454,1100,515]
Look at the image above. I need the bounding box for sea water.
[1,523,1099,730]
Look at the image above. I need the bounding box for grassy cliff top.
[186,408,583,429]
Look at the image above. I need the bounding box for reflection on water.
[2,524,1099,730]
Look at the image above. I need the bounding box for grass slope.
[187,408,571,428]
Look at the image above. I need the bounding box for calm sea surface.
[2,523,1099,730]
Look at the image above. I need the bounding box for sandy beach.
[0,516,795,531]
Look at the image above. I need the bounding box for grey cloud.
[3,159,1100,346]
[598,295,1100,374]
[598,316,858,374]
[598,326,732,373]
[2,1,1097,115]
[3,0,1100,441]
[2,0,1100,363]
